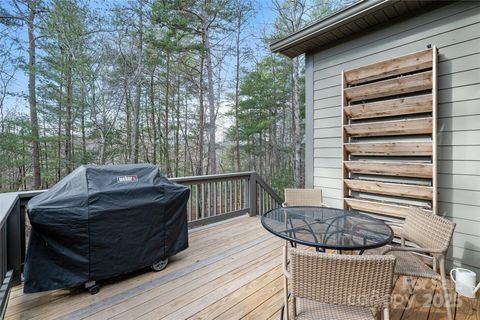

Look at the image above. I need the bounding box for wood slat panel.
[344,49,433,85]
[344,161,432,178]
[345,198,431,218]
[344,117,432,137]
[344,95,432,119]
[345,142,432,156]
[341,48,437,218]
[344,179,433,200]
[344,71,432,102]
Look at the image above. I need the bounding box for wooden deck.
[5,216,479,320]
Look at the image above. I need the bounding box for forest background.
[0,0,351,193]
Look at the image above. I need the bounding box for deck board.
[6,215,477,320]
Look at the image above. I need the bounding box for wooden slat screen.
[342,47,437,219]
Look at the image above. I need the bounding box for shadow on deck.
[6,216,479,320]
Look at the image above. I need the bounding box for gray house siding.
[305,1,480,274]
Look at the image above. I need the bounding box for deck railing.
[0,171,282,316]
[172,171,282,226]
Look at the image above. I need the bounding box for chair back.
[284,188,323,207]
[290,249,395,310]
[402,207,456,253]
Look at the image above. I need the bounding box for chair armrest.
[383,246,444,255]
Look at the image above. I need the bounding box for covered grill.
[23,164,189,293]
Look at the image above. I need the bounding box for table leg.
[283,276,289,319]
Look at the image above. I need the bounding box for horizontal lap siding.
[307,2,480,273]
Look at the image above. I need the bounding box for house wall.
[305,1,480,274]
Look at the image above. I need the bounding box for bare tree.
[131,2,143,164]
[273,0,307,188]
[201,4,218,175]
[0,41,17,133]
[27,0,41,187]
[0,0,43,188]
[234,10,242,172]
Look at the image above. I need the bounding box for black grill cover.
[23,164,189,293]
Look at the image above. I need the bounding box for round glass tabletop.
[261,206,394,251]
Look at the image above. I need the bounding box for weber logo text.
[117,175,138,183]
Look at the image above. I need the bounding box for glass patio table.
[261,206,394,254]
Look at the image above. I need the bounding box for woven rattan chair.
[283,188,326,207]
[368,207,456,320]
[282,248,396,320]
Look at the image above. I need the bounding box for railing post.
[19,199,27,272]
[248,172,257,216]
[7,199,21,286]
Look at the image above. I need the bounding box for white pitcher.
[450,268,480,298]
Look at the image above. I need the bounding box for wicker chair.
[283,188,326,207]
[368,206,456,320]
[283,248,396,320]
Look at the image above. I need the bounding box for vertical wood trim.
[432,45,438,215]
[305,55,314,188]
[341,70,348,209]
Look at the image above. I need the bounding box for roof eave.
[270,0,398,58]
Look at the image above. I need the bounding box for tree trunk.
[292,57,302,188]
[149,69,157,165]
[28,0,41,189]
[81,96,87,164]
[131,5,143,164]
[57,102,62,181]
[65,61,73,173]
[132,80,140,163]
[100,131,107,164]
[234,12,242,172]
[43,118,48,188]
[175,76,180,177]
[125,78,131,162]
[289,0,304,188]
[164,53,171,175]
[270,54,278,181]
[184,94,194,175]
[197,55,205,176]
[21,128,26,190]
[204,21,216,174]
